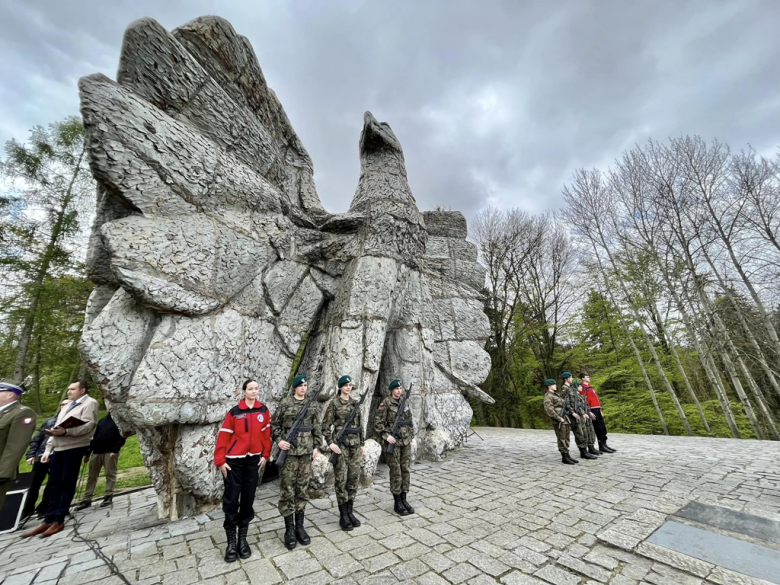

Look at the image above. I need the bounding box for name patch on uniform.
[234,414,247,420]
[257,414,264,423]
[24,417,33,425]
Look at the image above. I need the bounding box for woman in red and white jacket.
[214,379,272,563]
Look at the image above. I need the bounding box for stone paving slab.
[1,428,778,585]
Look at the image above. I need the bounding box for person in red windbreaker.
[579,372,617,454]
[214,379,272,563]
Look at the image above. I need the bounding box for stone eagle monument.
[78,16,492,519]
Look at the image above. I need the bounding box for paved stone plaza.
[1,428,778,585]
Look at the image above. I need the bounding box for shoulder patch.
[24,417,34,425]
[378,403,384,408]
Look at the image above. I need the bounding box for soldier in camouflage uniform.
[272,374,323,549]
[561,372,596,461]
[374,379,415,516]
[573,381,601,456]
[542,379,578,465]
[323,374,365,531]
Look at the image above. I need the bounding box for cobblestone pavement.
[1,428,778,585]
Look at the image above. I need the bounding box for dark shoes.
[338,503,353,531]
[238,525,251,559]
[579,447,597,460]
[599,442,617,453]
[393,493,409,516]
[294,511,310,545]
[561,452,578,465]
[347,500,360,527]
[74,500,92,511]
[100,496,113,508]
[224,527,238,563]
[587,445,602,456]
[283,515,297,550]
[400,492,414,514]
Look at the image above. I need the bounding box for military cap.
[292,374,307,388]
[388,379,402,391]
[543,379,556,387]
[572,381,581,389]
[0,380,24,395]
[338,375,352,388]
[561,371,572,379]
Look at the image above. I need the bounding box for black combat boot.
[224,527,239,563]
[601,442,617,453]
[393,493,409,516]
[294,510,311,545]
[564,452,579,464]
[74,500,91,511]
[400,492,415,514]
[588,444,602,456]
[238,525,252,559]
[579,447,597,460]
[338,503,353,531]
[562,453,575,465]
[347,500,361,527]
[283,515,297,550]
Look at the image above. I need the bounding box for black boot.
[347,500,360,527]
[100,495,113,508]
[579,447,597,460]
[588,444,602,456]
[400,492,415,514]
[602,442,617,453]
[393,493,409,516]
[565,452,579,464]
[283,515,297,550]
[74,500,92,511]
[224,527,238,563]
[338,503,353,531]
[238,525,252,559]
[294,510,310,545]
[562,453,576,465]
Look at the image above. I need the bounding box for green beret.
[388,379,402,391]
[338,375,352,388]
[572,381,581,389]
[561,372,572,380]
[543,379,556,387]
[292,374,307,388]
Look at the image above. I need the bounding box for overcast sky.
[2,0,779,221]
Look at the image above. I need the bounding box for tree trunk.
[33,335,43,415]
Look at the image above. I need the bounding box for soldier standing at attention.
[374,379,415,516]
[561,372,597,461]
[272,375,322,550]
[0,381,37,511]
[323,375,365,531]
[581,372,616,453]
[542,379,578,465]
[573,381,601,456]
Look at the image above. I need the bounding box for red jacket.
[214,399,272,466]
[580,383,601,408]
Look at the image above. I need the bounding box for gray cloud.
[1,0,779,221]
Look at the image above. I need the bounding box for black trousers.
[592,407,608,444]
[21,460,51,518]
[222,455,260,529]
[45,446,88,524]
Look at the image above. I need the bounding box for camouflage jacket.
[323,395,364,448]
[543,390,568,423]
[561,384,586,417]
[271,395,323,457]
[374,395,414,446]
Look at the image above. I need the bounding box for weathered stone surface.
[78,15,492,517]
[360,439,382,486]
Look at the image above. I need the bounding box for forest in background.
[2,116,779,443]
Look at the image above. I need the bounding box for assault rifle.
[386,382,414,455]
[558,392,570,430]
[328,389,368,467]
[276,385,324,469]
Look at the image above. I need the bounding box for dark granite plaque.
[675,501,780,545]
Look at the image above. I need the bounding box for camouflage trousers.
[554,423,571,453]
[584,417,596,446]
[572,419,588,449]
[277,453,311,517]
[334,444,362,505]
[386,442,411,494]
